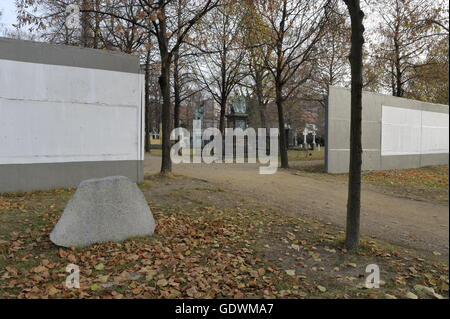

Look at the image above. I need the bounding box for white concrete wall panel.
[381,106,422,156]
[0,59,141,107]
[381,106,449,156]
[0,59,144,165]
[421,110,449,154]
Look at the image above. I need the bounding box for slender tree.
[254,0,333,168]
[310,6,351,101]
[343,0,365,250]
[241,1,274,129]
[148,0,219,173]
[371,0,447,97]
[80,0,93,47]
[172,0,183,129]
[144,46,153,153]
[190,2,247,134]
[170,0,203,129]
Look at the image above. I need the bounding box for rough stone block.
[50,176,155,247]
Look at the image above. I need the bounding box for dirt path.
[144,156,449,261]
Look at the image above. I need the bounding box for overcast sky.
[0,0,18,28]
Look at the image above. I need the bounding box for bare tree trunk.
[393,37,404,97]
[219,95,227,134]
[390,61,396,96]
[81,0,92,47]
[275,1,289,169]
[64,26,70,44]
[259,105,267,129]
[93,0,100,49]
[173,47,181,128]
[219,42,228,135]
[344,0,365,250]
[173,1,182,129]
[144,50,151,153]
[276,83,288,168]
[159,55,172,173]
[157,4,172,174]
[219,95,227,159]
[255,71,267,129]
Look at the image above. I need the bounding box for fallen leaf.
[90,284,102,291]
[317,285,327,292]
[94,263,105,271]
[432,251,441,256]
[157,279,168,287]
[48,287,59,296]
[414,285,444,299]
[406,292,418,299]
[285,269,296,276]
[286,232,295,241]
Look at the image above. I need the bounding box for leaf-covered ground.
[0,175,448,299]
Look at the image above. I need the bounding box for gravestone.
[50,176,155,247]
[312,131,317,148]
[302,128,308,146]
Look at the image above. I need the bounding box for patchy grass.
[288,149,324,161]
[0,178,448,299]
[291,163,326,174]
[292,165,449,204]
[362,165,448,203]
[147,149,162,156]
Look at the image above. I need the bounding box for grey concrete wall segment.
[0,37,139,73]
[420,153,449,167]
[326,86,449,173]
[0,160,144,193]
[137,160,145,184]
